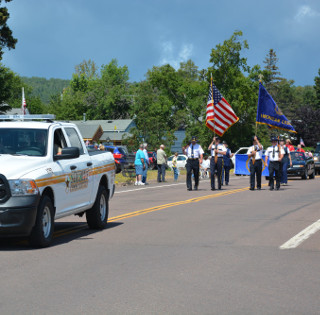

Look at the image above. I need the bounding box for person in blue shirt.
[134,144,146,186]
[221,140,233,186]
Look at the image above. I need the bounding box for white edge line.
[279,219,320,249]
[115,182,187,194]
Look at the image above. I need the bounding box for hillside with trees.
[21,77,70,104]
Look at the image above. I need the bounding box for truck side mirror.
[54,147,80,160]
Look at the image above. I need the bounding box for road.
[1,175,320,314]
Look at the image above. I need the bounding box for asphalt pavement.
[1,174,320,314]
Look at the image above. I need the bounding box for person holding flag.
[208,136,226,190]
[256,81,296,190]
[205,76,239,190]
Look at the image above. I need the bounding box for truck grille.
[0,174,11,203]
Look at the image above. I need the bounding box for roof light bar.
[0,114,56,120]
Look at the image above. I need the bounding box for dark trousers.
[280,158,289,184]
[268,161,281,189]
[210,157,223,189]
[222,165,230,185]
[249,159,262,189]
[186,159,199,189]
[157,163,166,182]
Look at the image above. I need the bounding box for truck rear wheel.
[86,185,109,229]
[29,195,55,248]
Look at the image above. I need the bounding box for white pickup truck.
[0,115,115,247]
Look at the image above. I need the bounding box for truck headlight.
[8,179,39,196]
[314,157,318,161]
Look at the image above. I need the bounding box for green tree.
[0,0,17,60]
[49,59,132,120]
[0,63,23,107]
[314,69,320,108]
[263,49,282,87]
[75,59,98,79]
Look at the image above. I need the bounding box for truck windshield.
[0,128,48,156]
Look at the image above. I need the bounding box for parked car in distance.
[287,151,315,179]
[167,154,188,170]
[313,142,320,175]
[103,145,135,174]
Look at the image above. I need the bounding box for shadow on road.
[0,221,123,251]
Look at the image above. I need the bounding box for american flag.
[300,137,305,147]
[21,87,27,115]
[205,81,239,136]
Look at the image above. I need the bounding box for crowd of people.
[131,135,315,190]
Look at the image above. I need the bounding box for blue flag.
[256,83,296,133]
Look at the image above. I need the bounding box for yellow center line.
[54,184,268,238]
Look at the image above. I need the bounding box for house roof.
[3,108,21,115]
[70,119,135,140]
[74,124,102,139]
[69,119,135,132]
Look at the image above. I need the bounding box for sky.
[2,0,320,86]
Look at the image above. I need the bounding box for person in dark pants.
[221,141,233,186]
[247,136,263,191]
[184,136,204,191]
[208,136,226,190]
[265,137,284,190]
[157,144,167,182]
[279,138,292,186]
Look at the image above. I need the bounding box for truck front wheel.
[29,195,55,248]
[86,185,109,229]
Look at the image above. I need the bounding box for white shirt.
[143,149,149,165]
[211,143,226,157]
[247,145,264,160]
[265,145,285,162]
[201,159,210,169]
[186,143,204,158]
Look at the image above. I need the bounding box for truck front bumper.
[0,195,40,237]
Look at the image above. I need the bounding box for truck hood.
[0,155,45,179]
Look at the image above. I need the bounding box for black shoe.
[257,187,261,190]
[187,188,192,191]
[194,186,198,190]
[270,187,274,191]
[275,187,280,190]
[226,183,229,186]
[211,188,215,191]
[218,187,222,190]
[249,188,254,191]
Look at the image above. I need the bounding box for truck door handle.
[70,165,77,170]
[87,162,92,166]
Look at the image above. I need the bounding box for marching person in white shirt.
[208,136,226,190]
[183,136,204,191]
[247,136,263,191]
[265,136,284,190]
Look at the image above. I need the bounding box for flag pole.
[211,74,218,164]
[211,74,215,138]
[253,75,263,165]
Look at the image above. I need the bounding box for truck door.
[63,127,94,208]
[52,127,93,216]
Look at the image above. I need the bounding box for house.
[70,119,136,145]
